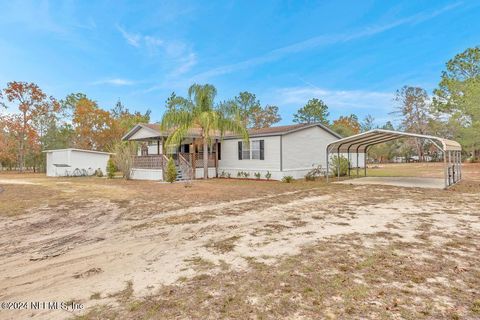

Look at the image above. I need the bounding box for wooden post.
[191,138,195,179]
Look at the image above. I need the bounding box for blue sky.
[0,0,479,126]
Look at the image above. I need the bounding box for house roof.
[122,123,221,141]
[122,122,341,141]
[243,123,342,139]
[42,148,113,155]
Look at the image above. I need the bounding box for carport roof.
[327,129,462,153]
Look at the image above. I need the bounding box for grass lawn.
[0,163,479,319]
[366,162,449,178]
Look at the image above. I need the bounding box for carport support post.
[459,151,462,180]
[364,147,368,177]
[449,151,452,185]
[444,150,448,188]
[458,151,461,181]
[356,152,359,177]
[337,149,340,180]
[453,151,457,183]
[326,147,329,183]
[347,148,351,178]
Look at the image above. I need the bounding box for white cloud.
[116,25,183,57]
[116,25,196,72]
[116,25,142,47]
[193,2,462,80]
[272,86,394,113]
[172,53,198,76]
[144,35,163,48]
[92,78,135,86]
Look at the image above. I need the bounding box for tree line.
[0,45,478,172]
[0,87,150,172]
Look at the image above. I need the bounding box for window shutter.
[217,142,221,160]
[260,140,264,160]
[238,141,242,160]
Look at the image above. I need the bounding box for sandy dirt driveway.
[0,167,479,319]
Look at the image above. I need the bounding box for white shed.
[43,148,111,177]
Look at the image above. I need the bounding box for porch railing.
[194,152,216,168]
[132,152,217,171]
[132,155,164,169]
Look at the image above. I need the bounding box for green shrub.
[237,171,243,178]
[244,172,250,178]
[282,175,293,183]
[166,157,177,183]
[331,155,349,177]
[227,173,231,178]
[95,168,104,177]
[265,171,272,180]
[254,172,261,179]
[107,159,116,179]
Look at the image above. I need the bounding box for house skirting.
[130,168,163,180]
[217,168,314,180]
[130,167,315,181]
[130,167,217,181]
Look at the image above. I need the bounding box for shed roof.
[326,129,462,153]
[42,148,113,155]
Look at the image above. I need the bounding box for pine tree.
[166,157,177,183]
[107,159,116,179]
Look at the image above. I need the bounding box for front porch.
[131,152,218,181]
[122,124,221,181]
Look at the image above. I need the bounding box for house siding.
[129,127,161,140]
[282,126,338,171]
[218,136,281,178]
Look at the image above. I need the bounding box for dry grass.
[0,164,479,320]
[76,233,480,319]
[206,236,242,253]
[0,173,332,217]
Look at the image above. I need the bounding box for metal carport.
[326,129,462,188]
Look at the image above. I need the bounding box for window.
[242,141,251,160]
[251,140,260,159]
[238,140,264,160]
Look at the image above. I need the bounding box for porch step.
[175,168,185,181]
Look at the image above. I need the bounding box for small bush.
[472,299,480,314]
[237,171,242,178]
[331,155,349,177]
[166,157,177,183]
[227,173,231,178]
[305,164,326,181]
[265,171,272,180]
[254,172,261,179]
[282,175,293,183]
[244,172,250,178]
[220,170,226,178]
[107,159,116,179]
[95,168,104,177]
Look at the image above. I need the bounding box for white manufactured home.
[43,148,111,177]
[122,123,365,181]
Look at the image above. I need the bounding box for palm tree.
[161,84,249,179]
